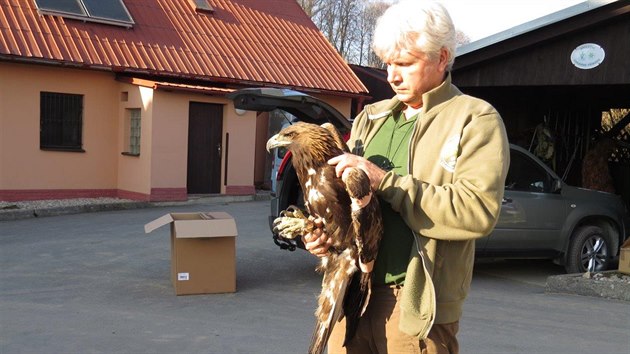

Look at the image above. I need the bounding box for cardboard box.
[145,212,238,295]
[619,237,630,275]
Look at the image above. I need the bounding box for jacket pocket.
[433,241,473,302]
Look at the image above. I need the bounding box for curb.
[0,192,271,222]
[0,201,151,221]
[545,271,630,302]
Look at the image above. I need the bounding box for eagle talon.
[279,205,308,219]
[273,215,307,240]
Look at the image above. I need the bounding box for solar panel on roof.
[82,0,133,24]
[34,0,133,26]
[34,0,86,16]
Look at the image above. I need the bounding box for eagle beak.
[266,133,290,152]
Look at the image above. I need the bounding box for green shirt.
[363,111,416,285]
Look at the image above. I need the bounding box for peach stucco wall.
[1,62,354,201]
[313,93,352,119]
[147,89,257,195]
[225,108,257,189]
[117,84,153,196]
[150,90,190,190]
[0,63,119,192]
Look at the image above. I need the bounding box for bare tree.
[359,1,390,68]
[308,0,361,59]
[296,0,471,68]
[455,30,471,47]
[301,0,386,66]
[296,0,322,17]
[333,0,360,58]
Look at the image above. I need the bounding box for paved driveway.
[1,200,628,353]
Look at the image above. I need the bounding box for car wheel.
[565,225,611,273]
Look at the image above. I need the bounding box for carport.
[452,0,630,206]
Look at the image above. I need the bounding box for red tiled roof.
[0,0,367,95]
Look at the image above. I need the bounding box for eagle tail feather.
[342,270,371,346]
[308,251,356,354]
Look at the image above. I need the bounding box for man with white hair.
[303,1,510,353]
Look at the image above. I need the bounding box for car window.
[505,150,553,193]
[277,147,287,160]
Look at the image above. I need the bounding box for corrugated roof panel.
[71,27,95,64]
[273,18,325,88]
[8,3,32,56]
[194,27,229,78]
[58,20,84,62]
[75,28,97,65]
[165,45,186,73]
[254,27,297,84]
[144,42,165,71]
[13,1,37,57]
[101,36,122,67]
[150,43,171,72]
[35,18,57,59]
[0,6,19,55]
[0,0,367,95]
[44,18,71,60]
[91,33,114,66]
[195,18,231,78]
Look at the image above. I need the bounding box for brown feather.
[267,122,383,354]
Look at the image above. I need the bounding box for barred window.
[40,92,84,151]
[124,108,141,156]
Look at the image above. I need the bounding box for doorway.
[187,102,223,194]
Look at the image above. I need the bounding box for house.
[0,0,368,202]
[452,0,630,205]
[348,64,394,118]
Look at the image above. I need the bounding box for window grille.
[128,108,141,155]
[40,92,83,151]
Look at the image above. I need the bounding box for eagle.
[266,122,383,354]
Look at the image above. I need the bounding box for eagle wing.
[267,122,382,354]
[306,165,382,353]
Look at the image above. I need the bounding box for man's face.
[386,49,448,108]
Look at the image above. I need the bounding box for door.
[482,149,567,255]
[187,102,223,194]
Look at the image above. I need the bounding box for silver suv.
[229,88,630,274]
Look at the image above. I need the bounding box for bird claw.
[273,206,309,240]
[279,205,308,219]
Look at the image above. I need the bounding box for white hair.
[372,0,456,70]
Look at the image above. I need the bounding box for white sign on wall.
[570,43,605,70]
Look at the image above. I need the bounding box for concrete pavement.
[1,199,629,353]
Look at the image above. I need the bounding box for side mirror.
[552,179,562,193]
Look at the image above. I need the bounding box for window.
[34,0,134,27]
[189,0,214,13]
[123,108,141,156]
[505,150,552,193]
[40,92,84,151]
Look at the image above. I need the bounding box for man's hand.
[302,218,332,257]
[328,153,386,191]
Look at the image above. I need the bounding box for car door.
[480,147,568,256]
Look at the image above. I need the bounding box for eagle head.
[266,122,345,162]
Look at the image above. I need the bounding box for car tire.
[565,225,611,273]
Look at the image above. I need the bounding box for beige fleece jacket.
[347,74,510,339]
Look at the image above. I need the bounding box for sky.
[424,0,587,41]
